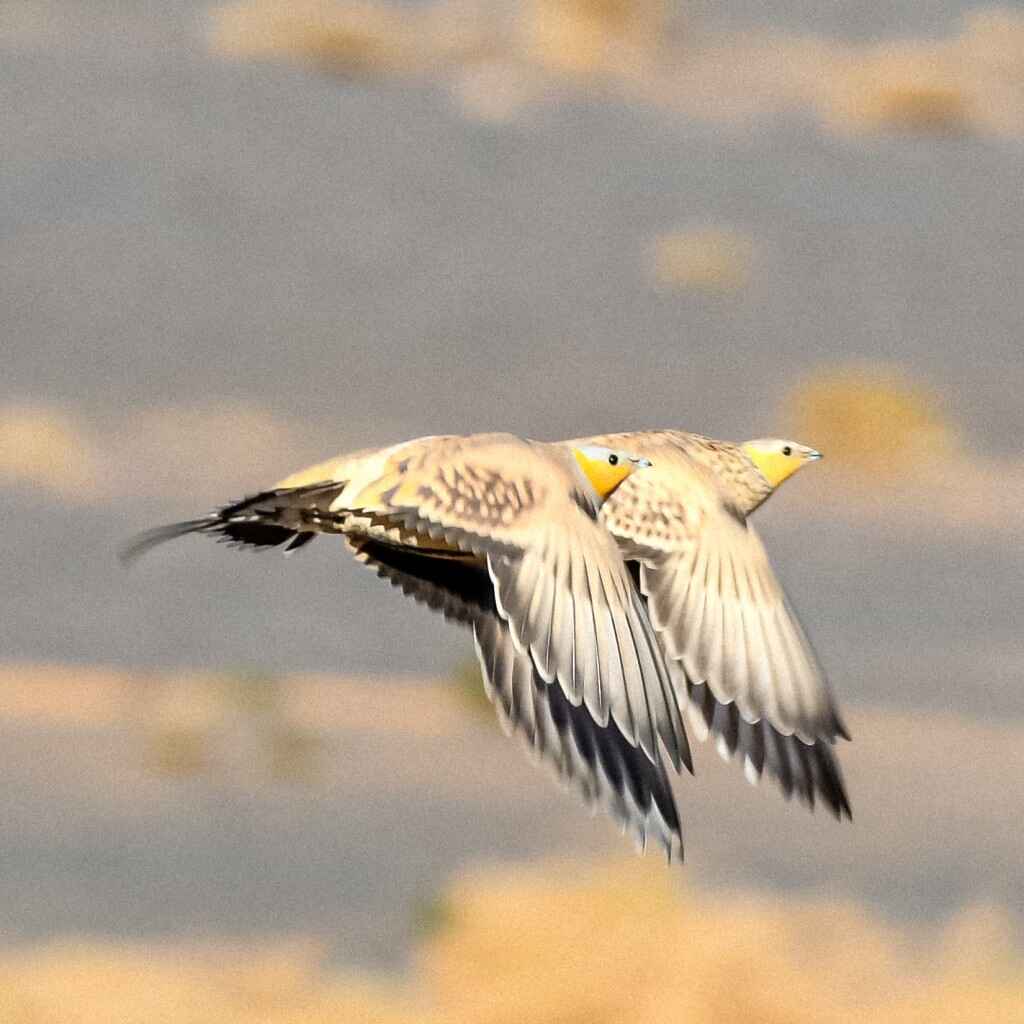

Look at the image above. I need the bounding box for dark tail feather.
[119,482,344,565]
[119,518,221,564]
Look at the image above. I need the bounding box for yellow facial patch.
[573,447,636,500]
[741,442,811,488]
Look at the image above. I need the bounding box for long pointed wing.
[347,435,690,772]
[632,515,848,745]
[474,615,683,860]
[684,678,849,818]
[122,432,690,773]
[349,535,684,859]
[575,432,849,813]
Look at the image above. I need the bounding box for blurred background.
[2,0,1023,1019]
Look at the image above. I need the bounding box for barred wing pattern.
[348,535,684,858]
[577,432,850,818]
[347,435,690,772]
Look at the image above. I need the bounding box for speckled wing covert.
[347,533,684,860]
[331,434,689,772]
[123,433,690,774]
[572,432,850,818]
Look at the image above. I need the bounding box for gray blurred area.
[3,1,1021,690]
[2,674,1021,966]
[1,0,1023,964]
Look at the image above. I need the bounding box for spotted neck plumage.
[661,431,775,517]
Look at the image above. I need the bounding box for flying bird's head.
[741,438,822,490]
[572,444,652,502]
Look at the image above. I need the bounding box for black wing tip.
[645,825,684,867]
[825,772,854,821]
[676,731,695,776]
[800,740,853,821]
[696,699,853,823]
[811,777,853,821]
[630,805,685,867]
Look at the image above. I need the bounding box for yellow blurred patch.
[778,364,1024,532]
[211,0,417,74]
[1,399,324,505]
[522,0,668,76]
[210,0,491,78]
[0,858,1021,1023]
[421,859,1024,1023]
[652,228,754,292]
[0,663,130,725]
[0,403,100,501]
[836,75,971,136]
[206,3,1024,138]
[786,364,957,477]
[821,11,1024,137]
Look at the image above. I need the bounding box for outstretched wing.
[577,432,850,817]
[683,679,849,818]
[349,534,684,859]
[122,433,690,774]
[346,435,690,772]
[475,615,683,860]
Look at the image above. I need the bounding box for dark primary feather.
[348,537,496,620]
[687,679,851,819]
[349,535,685,859]
[627,556,850,818]
[475,613,683,860]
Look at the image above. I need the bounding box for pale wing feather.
[599,454,846,744]
[488,523,689,771]
[342,434,690,772]
[474,615,684,860]
[347,535,685,858]
[572,430,849,815]
[642,523,846,743]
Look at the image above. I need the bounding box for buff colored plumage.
[123,433,691,858]
[567,430,851,819]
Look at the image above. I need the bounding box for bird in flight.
[124,433,692,857]
[124,429,849,860]
[566,430,850,821]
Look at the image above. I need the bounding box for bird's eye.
[782,446,792,456]
[608,453,619,465]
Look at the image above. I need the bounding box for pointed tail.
[119,481,347,565]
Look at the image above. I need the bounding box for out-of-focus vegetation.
[211,0,460,77]
[0,857,1021,1023]
[0,399,313,504]
[821,10,1024,137]
[0,403,99,500]
[652,227,754,293]
[140,668,327,784]
[780,363,1024,531]
[787,364,958,477]
[209,2,1024,138]
[522,0,669,76]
